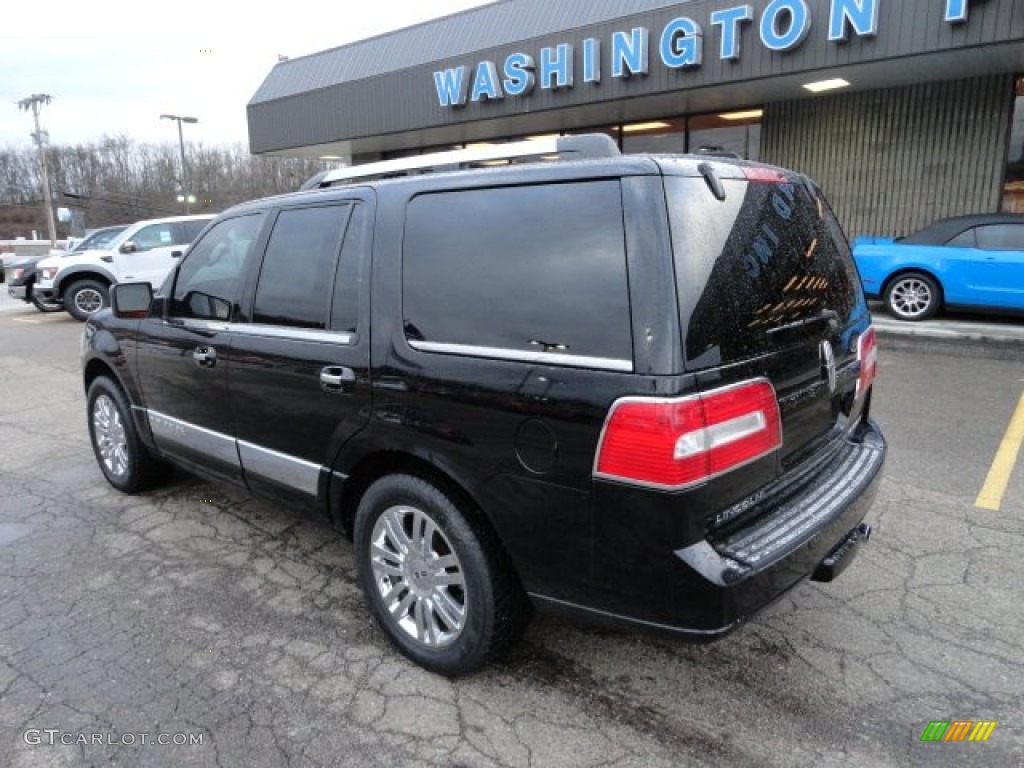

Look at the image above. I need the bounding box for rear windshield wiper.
[765,309,839,336]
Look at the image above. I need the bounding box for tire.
[64,279,109,321]
[354,474,530,677]
[30,290,63,313]
[86,377,171,493]
[884,272,941,321]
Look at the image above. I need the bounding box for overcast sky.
[1,0,493,150]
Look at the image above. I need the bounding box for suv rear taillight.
[594,379,782,490]
[856,327,878,397]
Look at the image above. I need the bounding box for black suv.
[82,136,885,676]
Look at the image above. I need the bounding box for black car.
[82,135,885,676]
[7,225,127,312]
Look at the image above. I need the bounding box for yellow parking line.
[975,392,1024,511]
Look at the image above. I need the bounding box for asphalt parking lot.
[0,294,1022,768]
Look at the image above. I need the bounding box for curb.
[874,324,1024,360]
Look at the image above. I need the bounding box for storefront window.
[621,119,686,154]
[689,110,762,161]
[1002,77,1024,213]
[617,111,762,159]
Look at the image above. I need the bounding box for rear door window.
[402,181,632,367]
[176,219,209,244]
[252,204,352,329]
[667,175,861,369]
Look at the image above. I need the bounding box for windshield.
[72,226,128,252]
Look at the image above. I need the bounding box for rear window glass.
[403,181,633,365]
[667,175,861,369]
[975,223,1024,251]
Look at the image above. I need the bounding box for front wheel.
[64,279,109,321]
[354,474,530,676]
[30,289,63,313]
[884,272,941,321]
[87,377,171,493]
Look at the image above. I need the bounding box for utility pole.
[18,94,57,247]
[160,114,198,214]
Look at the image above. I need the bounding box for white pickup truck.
[34,214,213,320]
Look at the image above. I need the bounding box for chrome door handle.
[320,366,356,392]
[193,346,217,368]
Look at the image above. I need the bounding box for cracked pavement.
[0,302,1021,767]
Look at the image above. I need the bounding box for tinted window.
[253,205,350,329]
[177,219,209,244]
[132,223,176,251]
[171,214,263,320]
[403,181,632,363]
[668,176,860,369]
[975,224,1024,251]
[331,204,367,334]
[946,228,977,248]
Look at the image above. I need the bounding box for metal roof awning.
[247,0,1024,158]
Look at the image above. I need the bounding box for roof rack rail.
[313,133,620,188]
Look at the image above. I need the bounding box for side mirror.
[184,290,231,321]
[110,282,153,319]
[119,241,137,254]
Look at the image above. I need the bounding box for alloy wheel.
[889,277,934,320]
[74,288,104,315]
[92,394,129,478]
[369,505,467,648]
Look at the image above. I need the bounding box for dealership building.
[247,0,1024,237]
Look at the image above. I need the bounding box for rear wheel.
[64,279,109,321]
[884,272,941,321]
[354,474,529,676]
[87,377,171,493]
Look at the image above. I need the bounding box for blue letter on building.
[945,0,970,23]
[503,53,536,97]
[828,0,878,41]
[434,67,469,108]
[612,28,650,78]
[583,38,601,83]
[710,6,753,61]
[660,17,703,68]
[760,0,812,52]
[470,61,504,102]
[540,44,574,90]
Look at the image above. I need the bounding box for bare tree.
[0,136,327,238]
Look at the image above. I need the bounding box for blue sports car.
[853,214,1024,321]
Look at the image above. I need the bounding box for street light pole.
[18,94,58,247]
[160,114,198,214]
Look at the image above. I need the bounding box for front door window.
[171,214,264,320]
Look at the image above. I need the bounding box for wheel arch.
[333,450,496,546]
[83,356,155,451]
[83,356,123,396]
[54,268,114,296]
